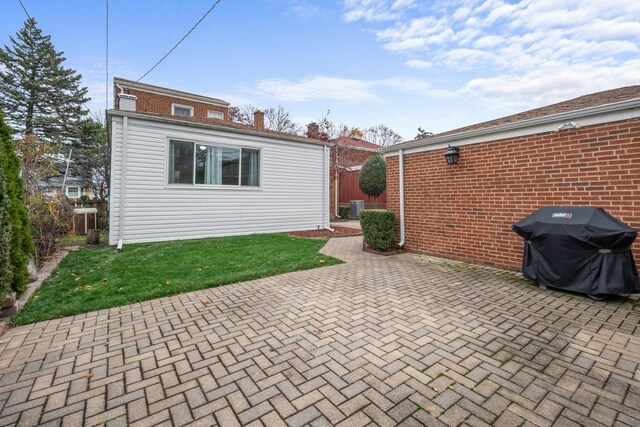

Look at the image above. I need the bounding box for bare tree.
[228,104,257,126]
[364,124,404,147]
[264,106,302,135]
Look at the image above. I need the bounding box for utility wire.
[18,0,31,19]
[106,0,109,112]
[135,0,223,84]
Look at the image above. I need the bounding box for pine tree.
[72,118,110,201]
[0,112,35,294]
[0,18,89,142]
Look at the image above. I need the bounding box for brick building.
[113,77,230,120]
[384,86,640,271]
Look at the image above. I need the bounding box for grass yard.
[13,234,341,325]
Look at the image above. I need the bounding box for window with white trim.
[207,110,224,119]
[168,140,260,187]
[66,186,80,198]
[172,104,193,117]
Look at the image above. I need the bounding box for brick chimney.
[254,110,264,130]
[307,122,320,139]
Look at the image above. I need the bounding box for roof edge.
[107,110,330,146]
[113,77,231,107]
[385,97,640,154]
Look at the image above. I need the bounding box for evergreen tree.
[72,118,110,201]
[0,18,89,142]
[358,156,387,208]
[0,112,35,294]
[0,159,13,297]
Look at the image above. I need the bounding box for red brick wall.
[387,118,640,270]
[118,88,228,120]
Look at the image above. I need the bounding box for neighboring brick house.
[329,136,385,217]
[113,77,230,120]
[384,85,640,271]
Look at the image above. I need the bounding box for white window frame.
[66,186,81,198]
[207,110,224,119]
[171,103,194,117]
[165,139,262,190]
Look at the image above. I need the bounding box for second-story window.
[172,104,194,117]
[207,110,224,119]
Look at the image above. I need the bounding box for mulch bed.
[286,226,362,239]
[363,244,404,256]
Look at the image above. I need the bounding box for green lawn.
[13,234,341,325]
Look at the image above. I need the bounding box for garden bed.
[285,226,362,239]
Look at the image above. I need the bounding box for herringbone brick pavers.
[0,236,639,426]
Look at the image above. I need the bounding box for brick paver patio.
[0,236,639,426]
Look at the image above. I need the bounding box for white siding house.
[108,110,330,246]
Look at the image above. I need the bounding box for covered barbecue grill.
[512,207,640,297]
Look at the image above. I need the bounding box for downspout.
[323,145,334,232]
[335,173,340,218]
[114,83,125,109]
[398,149,405,247]
[117,116,128,251]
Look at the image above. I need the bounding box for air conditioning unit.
[118,93,137,112]
[350,200,365,218]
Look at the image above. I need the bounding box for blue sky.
[2,0,639,140]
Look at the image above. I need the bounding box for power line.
[135,0,223,84]
[105,0,109,112]
[17,0,31,19]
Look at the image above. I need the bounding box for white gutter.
[398,149,405,247]
[385,97,640,155]
[323,145,334,232]
[117,116,128,251]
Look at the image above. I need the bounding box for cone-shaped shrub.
[0,112,35,294]
[0,163,13,296]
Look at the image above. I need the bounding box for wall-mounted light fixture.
[556,121,580,132]
[444,145,460,165]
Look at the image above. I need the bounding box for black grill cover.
[512,207,640,295]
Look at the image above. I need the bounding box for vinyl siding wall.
[109,116,327,245]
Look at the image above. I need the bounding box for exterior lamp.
[443,145,460,165]
[556,121,580,132]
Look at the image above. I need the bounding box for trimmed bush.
[360,209,395,251]
[358,156,386,208]
[0,113,34,294]
[0,163,13,296]
[338,205,350,218]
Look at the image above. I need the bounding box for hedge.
[0,113,34,294]
[359,209,395,251]
[338,205,350,218]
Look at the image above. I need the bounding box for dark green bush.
[0,113,34,294]
[0,163,13,296]
[338,205,350,218]
[359,209,395,251]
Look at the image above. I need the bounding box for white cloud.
[253,75,378,102]
[342,0,415,22]
[250,74,436,103]
[405,59,431,69]
[343,0,640,109]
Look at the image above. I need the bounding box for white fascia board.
[384,99,640,158]
[107,110,330,147]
